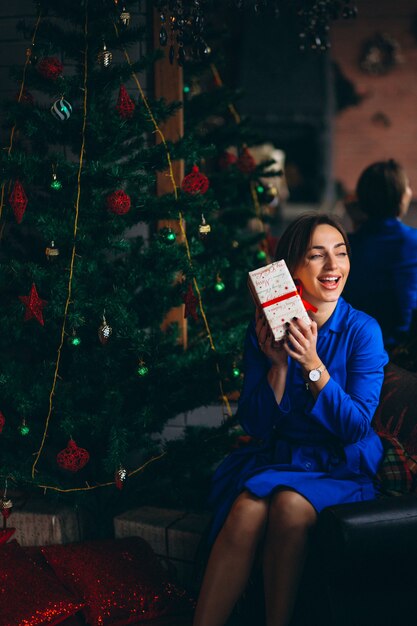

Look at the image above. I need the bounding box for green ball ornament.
[256,184,264,194]
[137,360,149,376]
[166,230,176,242]
[214,278,225,292]
[257,250,267,261]
[50,174,62,191]
[19,420,30,436]
[70,336,81,347]
[232,367,241,378]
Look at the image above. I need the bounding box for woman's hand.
[283,316,320,371]
[255,308,287,368]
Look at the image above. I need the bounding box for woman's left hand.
[283,316,320,371]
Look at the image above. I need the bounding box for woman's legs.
[263,490,318,626]
[193,491,269,626]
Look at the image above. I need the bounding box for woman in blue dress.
[193,213,388,626]
[343,159,417,349]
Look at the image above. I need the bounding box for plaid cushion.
[373,363,417,456]
[376,433,417,496]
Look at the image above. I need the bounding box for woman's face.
[293,224,350,308]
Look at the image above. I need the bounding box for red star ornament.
[19,283,47,326]
[182,282,198,321]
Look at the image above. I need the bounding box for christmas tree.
[0,0,278,521]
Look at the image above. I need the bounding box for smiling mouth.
[318,277,341,288]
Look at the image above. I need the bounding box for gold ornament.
[97,43,113,68]
[98,314,112,344]
[120,7,131,28]
[45,240,59,260]
[199,213,211,239]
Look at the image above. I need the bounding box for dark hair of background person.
[356,159,408,219]
[275,213,351,274]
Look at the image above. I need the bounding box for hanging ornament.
[45,240,60,261]
[56,439,90,472]
[97,42,113,68]
[232,363,241,378]
[1,498,12,529]
[237,147,256,174]
[0,412,5,434]
[137,359,149,376]
[159,12,168,46]
[116,85,135,119]
[9,180,28,224]
[68,329,81,347]
[18,418,30,436]
[50,164,63,190]
[257,249,267,262]
[219,151,238,170]
[115,466,127,490]
[50,173,62,190]
[198,214,211,239]
[50,97,72,121]
[214,275,226,292]
[119,6,131,28]
[257,181,280,204]
[160,227,176,243]
[26,44,38,66]
[19,283,47,326]
[98,313,112,345]
[106,189,131,215]
[37,56,63,80]
[181,165,210,195]
[182,283,198,321]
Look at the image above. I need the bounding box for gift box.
[248,259,311,341]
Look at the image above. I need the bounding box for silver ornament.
[50,97,72,121]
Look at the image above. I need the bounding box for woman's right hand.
[255,308,288,368]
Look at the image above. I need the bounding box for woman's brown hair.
[275,212,350,275]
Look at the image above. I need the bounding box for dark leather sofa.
[230,362,417,626]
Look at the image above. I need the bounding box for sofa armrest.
[316,494,417,572]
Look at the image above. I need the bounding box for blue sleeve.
[308,317,388,444]
[237,322,290,439]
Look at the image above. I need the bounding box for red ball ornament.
[106,190,131,215]
[37,56,63,80]
[237,147,256,174]
[0,412,5,434]
[181,165,210,195]
[218,151,237,170]
[56,439,90,472]
[116,85,135,119]
[9,180,28,224]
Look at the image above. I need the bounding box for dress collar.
[317,297,348,336]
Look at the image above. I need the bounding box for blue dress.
[345,217,417,347]
[208,298,388,544]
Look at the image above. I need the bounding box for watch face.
[308,369,321,382]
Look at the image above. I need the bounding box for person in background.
[344,159,417,349]
[193,213,388,626]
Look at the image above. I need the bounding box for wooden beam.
[153,9,187,346]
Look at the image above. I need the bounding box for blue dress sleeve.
[309,317,388,444]
[237,321,290,439]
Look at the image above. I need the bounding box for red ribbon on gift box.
[261,284,318,314]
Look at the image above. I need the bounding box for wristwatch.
[308,363,327,382]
